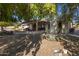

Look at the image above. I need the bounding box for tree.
[15,4,31,21]
[0,3,57,31]
[56,3,78,34]
[0,4,15,31]
[29,3,56,31]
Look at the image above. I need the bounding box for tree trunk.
[36,21,38,31]
[45,23,48,33]
[1,26,4,32]
[57,21,62,34]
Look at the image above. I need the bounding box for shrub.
[0,21,12,27]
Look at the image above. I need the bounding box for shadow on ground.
[24,33,42,56]
[0,31,43,56]
[56,33,79,56]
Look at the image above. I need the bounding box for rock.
[52,49,68,56]
[54,49,60,53]
[62,49,68,54]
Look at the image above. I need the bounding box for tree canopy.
[0,3,79,23]
[0,3,56,22]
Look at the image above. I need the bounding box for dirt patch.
[26,39,64,56]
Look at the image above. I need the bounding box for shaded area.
[24,32,43,56]
[0,34,27,56]
[57,33,79,56]
[0,31,43,56]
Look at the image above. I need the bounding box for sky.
[72,6,79,24]
[57,4,62,16]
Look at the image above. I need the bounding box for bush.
[0,21,12,27]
